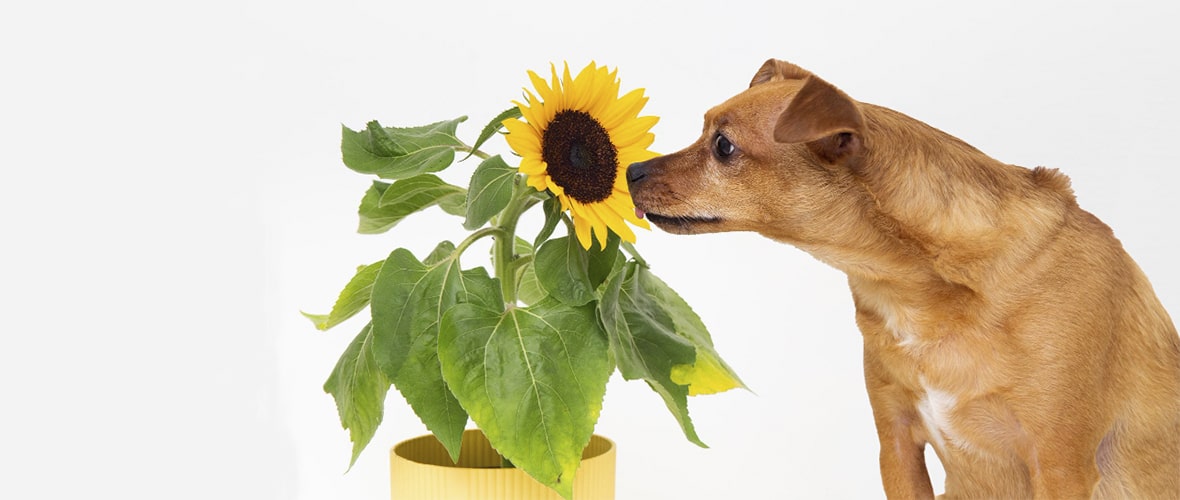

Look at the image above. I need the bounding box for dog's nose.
[626,160,650,187]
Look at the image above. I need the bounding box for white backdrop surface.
[2,1,1178,499]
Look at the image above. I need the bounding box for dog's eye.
[714,133,736,158]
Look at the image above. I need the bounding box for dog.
[626,59,1180,499]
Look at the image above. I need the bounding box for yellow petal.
[519,157,546,175]
[503,118,541,156]
[594,69,623,117]
[572,62,595,111]
[604,210,637,243]
[547,177,565,197]
[527,70,554,105]
[610,116,660,149]
[543,63,563,121]
[601,88,648,130]
[530,177,549,193]
[572,210,594,249]
[515,93,544,130]
[617,148,660,168]
[561,62,576,105]
[606,192,648,228]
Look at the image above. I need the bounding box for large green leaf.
[357,176,466,235]
[323,322,391,468]
[368,244,501,462]
[462,106,522,161]
[302,260,385,331]
[438,297,612,500]
[340,118,466,180]
[462,155,516,230]
[533,235,619,307]
[597,258,704,447]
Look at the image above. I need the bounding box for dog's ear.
[750,59,812,87]
[773,75,866,164]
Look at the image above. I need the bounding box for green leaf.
[378,173,465,208]
[533,236,595,306]
[514,235,534,256]
[463,155,517,230]
[533,234,620,307]
[340,117,466,180]
[357,176,466,234]
[516,262,546,305]
[323,322,391,468]
[423,240,457,266]
[597,259,705,447]
[511,237,545,305]
[439,195,466,217]
[532,196,563,250]
[302,260,385,331]
[587,232,621,289]
[462,106,522,161]
[369,244,501,462]
[438,297,612,500]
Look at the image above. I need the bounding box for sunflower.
[503,62,659,250]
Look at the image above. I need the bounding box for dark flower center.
[541,110,618,204]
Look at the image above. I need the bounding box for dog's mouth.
[636,207,723,234]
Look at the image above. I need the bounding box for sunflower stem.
[455,144,491,161]
[493,176,535,306]
[456,227,504,256]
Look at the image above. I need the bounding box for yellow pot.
[390,429,616,500]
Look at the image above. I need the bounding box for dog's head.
[627,59,867,245]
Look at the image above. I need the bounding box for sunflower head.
[503,62,659,250]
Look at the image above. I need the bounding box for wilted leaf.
[597,258,704,446]
[638,266,745,395]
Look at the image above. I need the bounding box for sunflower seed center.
[541,110,617,204]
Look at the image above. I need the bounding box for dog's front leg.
[1017,417,1103,499]
[865,351,936,499]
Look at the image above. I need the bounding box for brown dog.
[627,59,1180,499]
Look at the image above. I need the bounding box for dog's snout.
[626,160,651,187]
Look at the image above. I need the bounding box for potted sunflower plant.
[305,62,744,500]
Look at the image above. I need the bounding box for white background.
[3,1,1178,499]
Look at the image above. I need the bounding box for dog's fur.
[627,59,1180,499]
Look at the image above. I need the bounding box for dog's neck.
[798,104,1077,298]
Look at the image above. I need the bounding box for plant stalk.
[455,144,491,161]
[493,176,534,306]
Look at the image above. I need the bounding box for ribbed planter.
[390,429,616,499]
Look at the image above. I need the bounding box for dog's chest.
[915,376,965,453]
[856,289,1008,456]
[876,305,969,450]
